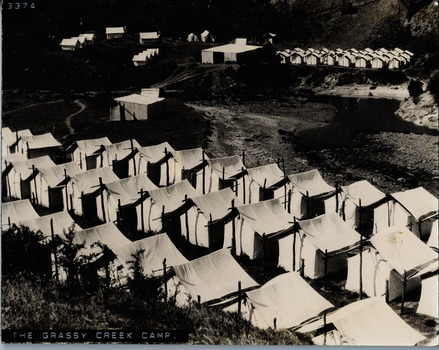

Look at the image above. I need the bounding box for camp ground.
[239,272,334,330]
[2,128,33,155]
[98,139,141,178]
[339,180,386,235]
[95,173,157,226]
[246,163,290,205]
[65,137,112,170]
[278,212,361,279]
[30,162,83,211]
[2,156,56,200]
[287,169,337,219]
[298,297,425,346]
[18,211,81,243]
[182,188,241,250]
[1,199,40,228]
[16,133,62,161]
[206,155,249,204]
[136,142,175,187]
[112,233,188,283]
[169,249,259,306]
[235,198,295,261]
[373,187,438,239]
[65,167,120,217]
[171,147,209,194]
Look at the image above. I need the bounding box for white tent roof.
[139,32,159,39]
[247,163,285,188]
[245,272,333,329]
[106,27,126,34]
[391,187,438,221]
[105,173,158,206]
[2,153,27,172]
[2,199,39,226]
[2,128,33,147]
[79,33,95,40]
[299,297,425,346]
[69,137,112,156]
[147,180,199,214]
[190,188,241,221]
[236,198,293,237]
[73,222,131,258]
[114,94,164,106]
[60,38,79,46]
[37,162,83,187]
[137,142,174,164]
[18,211,81,241]
[288,169,335,197]
[173,249,258,304]
[113,233,188,277]
[202,44,262,54]
[20,133,61,150]
[416,273,439,318]
[172,148,208,170]
[234,38,247,45]
[102,139,141,160]
[340,180,386,207]
[7,156,56,179]
[299,212,360,253]
[370,226,438,275]
[70,167,119,195]
[207,155,245,180]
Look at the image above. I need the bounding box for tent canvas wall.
[278,212,360,279]
[288,169,337,219]
[241,272,333,330]
[110,94,168,121]
[65,137,112,170]
[17,133,62,161]
[299,297,425,346]
[416,272,439,318]
[1,199,40,228]
[169,249,258,306]
[373,187,438,239]
[427,219,438,249]
[183,188,241,250]
[171,148,209,193]
[235,198,294,260]
[99,139,141,178]
[246,163,289,204]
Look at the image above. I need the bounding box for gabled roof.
[106,27,126,34]
[391,187,438,221]
[2,199,39,226]
[173,249,258,304]
[37,162,83,187]
[247,163,285,189]
[20,133,61,150]
[288,169,335,197]
[102,139,142,161]
[79,33,95,40]
[190,188,241,221]
[113,233,188,277]
[147,180,199,214]
[114,94,165,105]
[371,226,437,275]
[299,212,360,253]
[236,198,293,237]
[207,155,245,180]
[245,272,333,329]
[2,128,33,147]
[66,137,112,155]
[6,156,56,179]
[137,142,174,164]
[69,167,119,195]
[60,38,79,46]
[139,32,160,39]
[340,180,386,207]
[172,147,207,171]
[105,173,157,206]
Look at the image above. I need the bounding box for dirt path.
[2,99,65,115]
[65,100,86,135]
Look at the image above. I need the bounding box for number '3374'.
[6,2,36,9]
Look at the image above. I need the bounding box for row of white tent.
[132,48,159,66]
[277,47,414,69]
[188,30,214,43]
[2,195,437,346]
[60,33,96,51]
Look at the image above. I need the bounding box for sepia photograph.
[1,0,438,346]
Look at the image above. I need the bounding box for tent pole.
[117,199,121,227]
[184,194,189,241]
[293,217,297,271]
[197,295,201,307]
[163,258,167,303]
[401,271,407,315]
[99,177,106,223]
[300,258,305,277]
[131,139,137,176]
[335,181,339,214]
[48,186,52,209]
[231,199,236,256]
[140,189,145,233]
[165,147,169,186]
[80,152,83,169]
[284,182,287,210]
[238,281,242,314]
[306,191,310,218]
[80,191,85,217]
[342,199,346,221]
[321,157,325,179]
[161,205,165,232]
[324,249,328,291]
[50,218,59,282]
[385,279,389,303]
[64,169,69,211]
[273,318,277,330]
[8,216,11,228]
[242,167,246,204]
[323,312,327,345]
[262,233,266,268]
[242,151,245,167]
[32,165,38,205]
[70,194,73,213]
[202,151,206,194]
[222,167,225,189]
[359,199,363,300]
[288,189,292,214]
[262,179,267,201]
[147,161,151,177]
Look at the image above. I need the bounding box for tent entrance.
[82,196,98,220]
[49,187,64,212]
[182,169,197,188]
[86,155,98,170]
[148,163,162,187]
[20,180,32,201]
[219,179,234,191]
[120,206,138,233]
[163,214,181,235]
[209,222,225,250]
[113,159,129,179]
[259,188,275,201]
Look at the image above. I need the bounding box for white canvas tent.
[339,180,386,233]
[235,198,294,260]
[2,199,39,228]
[106,27,126,39]
[187,33,199,42]
[288,169,337,219]
[427,219,438,249]
[246,163,289,204]
[136,142,175,187]
[346,226,438,300]
[2,128,33,156]
[99,139,142,178]
[169,249,258,306]
[242,272,334,330]
[416,271,439,319]
[65,137,112,170]
[139,32,160,44]
[97,173,157,226]
[60,38,80,51]
[300,297,425,346]
[200,30,213,43]
[171,147,208,193]
[278,212,360,279]
[373,187,438,239]
[17,133,62,161]
[112,233,188,283]
[206,155,248,203]
[183,188,241,250]
[79,33,96,44]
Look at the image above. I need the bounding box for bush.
[408,79,424,98]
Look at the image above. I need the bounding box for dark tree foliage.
[408,79,424,99]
